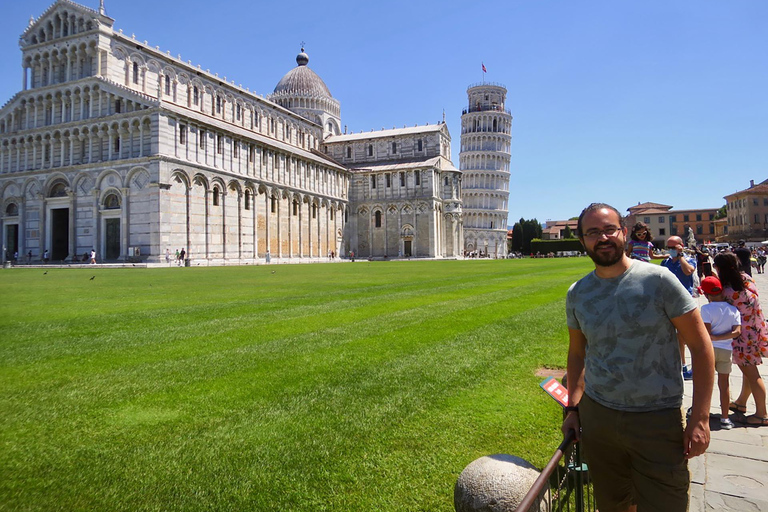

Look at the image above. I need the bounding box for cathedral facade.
[0,0,463,264]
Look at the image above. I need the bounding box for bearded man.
[562,203,714,512]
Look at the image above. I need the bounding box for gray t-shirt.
[566,261,697,412]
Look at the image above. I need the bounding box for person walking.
[563,203,714,512]
[713,251,768,426]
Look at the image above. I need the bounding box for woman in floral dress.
[713,251,768,425]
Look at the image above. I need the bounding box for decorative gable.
[20,0,114,48]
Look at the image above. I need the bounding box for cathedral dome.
[273,48,333,99]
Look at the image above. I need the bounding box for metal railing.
[515,430,596,512]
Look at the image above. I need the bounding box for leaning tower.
[459,83,512,258]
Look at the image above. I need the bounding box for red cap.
[699,276,723,295]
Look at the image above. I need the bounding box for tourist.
[563,202,714,512]
[662,236,697,294]
[662,236,698,379]
[165,248,171,266]
[42,249,49,263]
[713,252,768,426]
[27,250,32,263]
[179,248,186,266]
[699,275,742,430]
[625,222,663,262]
[734,240,753,277]
[90,249,96,264]
[757,247,767,274]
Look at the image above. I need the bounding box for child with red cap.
[699,275,742,429]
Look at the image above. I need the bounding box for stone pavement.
[684,269,768,512]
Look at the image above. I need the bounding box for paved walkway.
[684,270,768,512]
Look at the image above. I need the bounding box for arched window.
[49,183,67,197]
[212,187,220,206]
[104,193,120,209]
[133,61,139,84]
[5,203,19,216]
[392,142,397,154]
[368,145,373,156]
[417,139,423,152]
[244,190,251,210]
[346,146,351,158]
[292,200,299,216]
[375,210,382,228]
[270,195,276,213]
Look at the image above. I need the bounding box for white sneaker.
[720,418,734,430]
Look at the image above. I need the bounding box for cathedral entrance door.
[50,208,69,261]
[5,223,18,259]
[403,240,412,257]
[105,218,120,260]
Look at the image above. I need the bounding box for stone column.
[121,188,129,261]
[221,190,227,261]
[92,189,100,258]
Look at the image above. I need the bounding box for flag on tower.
[482,63,487,73]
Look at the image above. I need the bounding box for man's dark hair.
[577,203,625,237]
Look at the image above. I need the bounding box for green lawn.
[0,258,592,511]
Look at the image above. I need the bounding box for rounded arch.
[124,169,148,193]
[100,188,122,209]
[1,181,20,199]
[192,173,211,190]
[95,169,123,190]
[44,173,71,196]
[164,170,187,191]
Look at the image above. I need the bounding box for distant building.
[723,179,768,242]
[541,219,578,240]
[626,202,720,245]
[625,202,672,244]
[668,208,718,242]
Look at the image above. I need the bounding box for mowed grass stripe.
[0,258,591,511]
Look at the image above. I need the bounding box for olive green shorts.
[579,394,690,512]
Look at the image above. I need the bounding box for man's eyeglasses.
[582,227,622,240]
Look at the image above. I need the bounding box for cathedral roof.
[325,124,447,143]
[272,48,333,99]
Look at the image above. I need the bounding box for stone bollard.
[454,454,548,512]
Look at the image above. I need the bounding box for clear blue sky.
[2,0,766,226]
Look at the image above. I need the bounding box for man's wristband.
[564,406,579,413]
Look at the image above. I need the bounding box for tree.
[510,218,543,253]
[563,225,574,239]
[715,205,727,220]
[511,220,524,252]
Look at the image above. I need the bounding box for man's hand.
[683,415,710,459]
[561,411,581,441]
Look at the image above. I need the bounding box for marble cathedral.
[0,0,463,264]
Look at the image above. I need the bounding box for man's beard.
[586,238,625,267]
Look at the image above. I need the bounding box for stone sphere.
[454,454,548,512]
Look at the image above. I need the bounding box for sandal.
[745,415,768,426]
[729,402,747,414]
